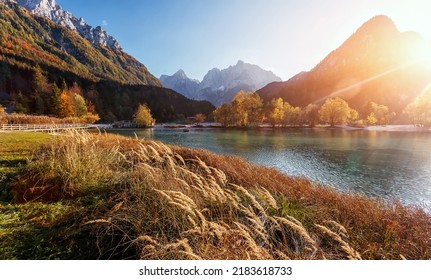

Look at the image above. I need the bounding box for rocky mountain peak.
[174,69,187,78]
[17,0,56,12]
[5,0,121,50]
[161,61,282,106]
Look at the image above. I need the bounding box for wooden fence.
[0,123,92,132]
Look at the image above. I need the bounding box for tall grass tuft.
[10,130,431,260]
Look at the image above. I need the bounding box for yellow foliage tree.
[304,103,320,127]
[268,98,284,127]
[134,104,155,128]
[213,104,231,127]
[404,92,431,126]
[319,97,356,127]
[213,91,263,127]
[283,102,302,126]
[58,91,75,118]
[366,102,393,125]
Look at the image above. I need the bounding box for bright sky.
[58,0,431,81]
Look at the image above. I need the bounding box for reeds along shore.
[10,131,431,260]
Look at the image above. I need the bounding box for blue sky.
[58,0,431,81]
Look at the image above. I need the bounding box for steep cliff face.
[10,0,121,50]
[258,15,431,115]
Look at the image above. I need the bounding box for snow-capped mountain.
[161,61,282,106]
[160,70,200,100]
[200,60,281,92]
[2,0,121,50]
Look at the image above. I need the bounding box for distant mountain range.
[160,60,281,106]
[258,15,431,117]
[0,0,215,121]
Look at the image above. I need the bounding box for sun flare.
[409,41,431,65]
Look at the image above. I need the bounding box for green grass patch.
[0,132,79,259]
[277,196,317,228]
[0,132,52,201]
[0,202,72,259]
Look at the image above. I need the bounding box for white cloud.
[101,20,108,26]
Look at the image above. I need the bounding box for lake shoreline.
[145,123,431,133]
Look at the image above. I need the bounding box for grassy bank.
[1,131,430,259]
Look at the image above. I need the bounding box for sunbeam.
[315,63,413,104]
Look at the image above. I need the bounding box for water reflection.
[109,127,431,210]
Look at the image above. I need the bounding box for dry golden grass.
[10,130,431,260]
[2,114,85,124]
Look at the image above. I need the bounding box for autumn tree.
[319,97,357,127]
[73,94,88,117]
[365,102,394,125]
[283,102,302,126]
[213,104,231,127]
[243,92,264,125]
[195,113,206,124]
[348,108,359,124]
[230,91,249,127]
[404,92,431,126]
[303,104,320,127]
[219,91,262,127]
[366,113,378,125]
[83,113,101,124]
[134,104,155,127]
[57,90,75,118]
[212,91,263,127]
[268,98,284,127]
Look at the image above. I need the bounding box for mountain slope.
[258,15,431,115]
[0,0,161,86]
[161,60,281,106]
[0,1,215,121]
[13,0,121,50]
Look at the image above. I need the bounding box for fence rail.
[0,123,92,132]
